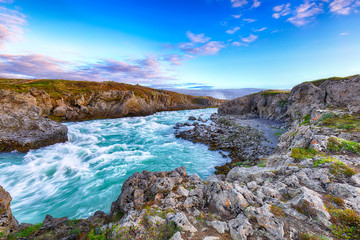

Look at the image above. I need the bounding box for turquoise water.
[0,108,226,224]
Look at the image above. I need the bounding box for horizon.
[0,0,359,90]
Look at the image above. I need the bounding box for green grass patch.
[313,156,357,177]
[7,223,43,239]
[317,113,360,132]
[261,90,290,96]
[300,114,311,126]
[270,204,284,217]
[327,137,360,155]
[291,148,317,160]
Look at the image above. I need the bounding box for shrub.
[291,148,317,160]
[291,200,317,218]
[300,114,311,126]
[327,137,360,155]
[270,204,284,217]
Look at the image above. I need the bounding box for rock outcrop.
[219,75,360,124]
[0,79,224,152]
[0,186,18,236]
[0,89,68,152]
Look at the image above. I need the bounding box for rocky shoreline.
[0,79,224,152]
[1,75,360,240]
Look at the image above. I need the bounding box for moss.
[260,90,290,96]
[7,223,43,239]
[317,113,360,132]
[300,114,311,126]
[313,156,357,177]
[329,208,360,239]
[291,200,317,218]
[270,204,284,217]
[291,148,317,160]
[308,75,358,86]
[298,232,329,240]
[327,137,360,155]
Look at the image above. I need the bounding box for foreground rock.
[0,186,18,236]
[0,90,68,152]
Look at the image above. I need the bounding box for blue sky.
[0,0,359,89]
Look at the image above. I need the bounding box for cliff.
[0,78,225,152]
[219,75,360,124]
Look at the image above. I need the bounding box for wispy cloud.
[0,0,14,3]
[179,32,225,56]
[186,31,210,44]
[339,31,349,36]
[163,54,185,65]
[241,34,258,43]
[231,41,248,47]
[252,0,261,8]
[253,27,267,32]
[226,26,240,34]
[231,14,242,18]
[0,6,26,48]
[329,0,360,15]
[244,18,256,23]
[231,0,248,8]
[287,1,323,26]
[272,3,291,19]
[0,54,175,85]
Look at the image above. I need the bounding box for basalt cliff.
[0,78,224,152]
[1,75,360,240]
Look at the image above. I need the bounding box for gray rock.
[166,212,197,233]
[228,214,254,240]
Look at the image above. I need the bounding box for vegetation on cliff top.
[0,78,220,104]
[307,74,359,86]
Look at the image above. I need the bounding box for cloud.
[0,0,14,3]
[339,32,349,36]
[186,31,210,43]
[163,54,184,65]
[329,0,360,15]
[252,0,261,8]
[231,41,248,47]
[0,54,174,85]
[0,6,26,48]
[243,18,256,23]
[180,41,225,56]
[253,27,267,32]
[232,14,242,18]
[231,0,248,8]
[241,34,258,43]
[226,26,240,34]
[272,3,291,19]
[287,1,323,26]
[179,32,225,56]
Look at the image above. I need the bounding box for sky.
[0,0,359,89]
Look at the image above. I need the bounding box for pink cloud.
[226,27,240,34]
[287,1,323,26]
[0,54,175,85]
[0,6,26,48]
[186,31,210,44]
[241,34,258,43]
[231,0,248,8]
[252,0,261,8]
[329,0,360,15]
[272,3,291,19]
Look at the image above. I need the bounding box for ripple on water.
[0,108,228,223]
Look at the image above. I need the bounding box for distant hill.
[167,88,266,100]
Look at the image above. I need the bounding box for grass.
[6,223,43,239]
[291,148,317,160]
[317,113,360,131]
[291,200,317,218]
[270,204,284,217]
[313,156,357,177]
[260,90,290,96]
[298,232,329,240]
[0,78,220,107]
[327,137,360,155]
[307,75,358,86]
[300,114,311,126]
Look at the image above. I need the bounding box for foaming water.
[0,108,226,223]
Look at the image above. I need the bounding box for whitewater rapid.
[0,108,226,223]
